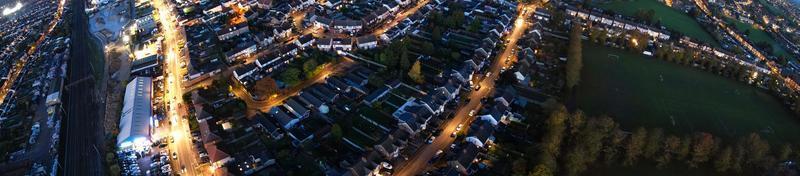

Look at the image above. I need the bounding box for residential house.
[356,35,379,50]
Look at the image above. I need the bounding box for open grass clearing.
[576,43,800,142]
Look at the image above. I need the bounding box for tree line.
[527,105,799,176]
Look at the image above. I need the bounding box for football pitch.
[575,43,800,142]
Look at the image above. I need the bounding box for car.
[435,150,443,156]
[468,110,476,116]
[474,85,481,91]
[181,165,186,173]
[172,152,178,160]
[456,124,463,131]
[486,72,492,78]
[450,131,457,138]
[450,144,456,149]
[426,136,435,144]
[433,129,442,136]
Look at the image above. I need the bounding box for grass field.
[725,18,790,57]
[596,0,720,47]
[758,0,785,16]
[575,43,800,142]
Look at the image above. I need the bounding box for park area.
[596,0,719,47]
[575,43,800,142]
[725,18,790,57]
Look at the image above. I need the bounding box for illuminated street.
[231,58,355,112]
[150,0,203,174]
[392,4,535,175]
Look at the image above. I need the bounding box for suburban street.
[230,58,355,112]
[149,0,203,174]
[392,4,535,175]
[372,0,430,36]
[61,0,105,175]
[692,0,800,91]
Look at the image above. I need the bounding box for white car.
[427,136,435,144]
[468,110,476,116]
[456,124,463,131]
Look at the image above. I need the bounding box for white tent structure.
[117,77,154,150]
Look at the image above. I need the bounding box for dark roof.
[364,85,391,103]
[357,35,378,44]
[298,91,324,108]
[235,63,258,76]
[269,107,296,128]
[297,34,314,44]
[326,77,350,92]
[252,115,280,133]
[132,54,160,68]
[332,19,362,27]
[284,98,310,117]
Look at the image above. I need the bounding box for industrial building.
[117,77,154,150]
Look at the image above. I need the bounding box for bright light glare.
[171,131,181,139]
[2,2,23,16]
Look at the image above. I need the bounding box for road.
[60,0,105,175]
[692,0,800,91]
[372,0,430,36]
[149,0,204,174]
[392,4,535,175]
[230,58,355,112]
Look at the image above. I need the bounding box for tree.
[400,49,411,71]
[564,146,589,176]
[564,116,613,176]
[567,110,586,136]
[368,75,386,87]
[603,128,626,165]
[408,60,425,84]
[331,124,343,140]
[468,18,483,32]
[676,136,692,160]
[643,128,664,159]
[512,159,528,176]
[303,59,320,77]
[731,142,746,173]
[528,164,553,176]
[109,164,121,176]
[566,22,583,89]
[688,132,717,168]
[280,68,302,86]
[714,147,734,172]
[541,105,568,157]
[252,77,278,99]
[742,133,770,169]
[432,27,443,44]
[623,127,647,165]
[656,135,682,168]
[777,144,793,161]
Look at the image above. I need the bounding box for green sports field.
[725,18,790,57]
[575,43,800,142]
[596,0,720,47]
